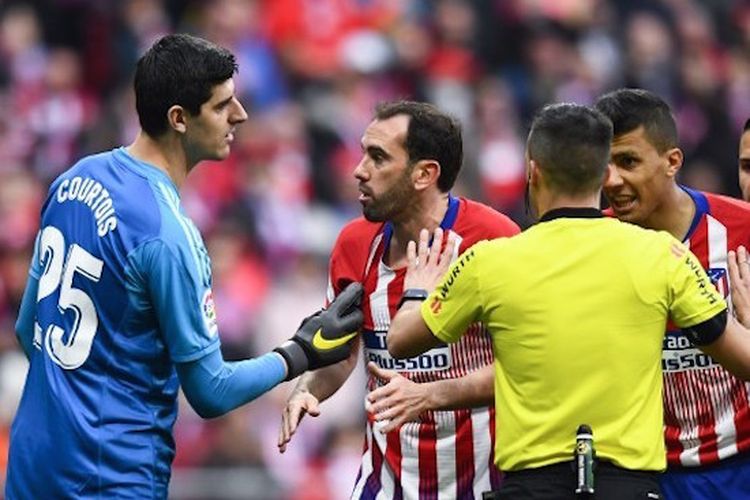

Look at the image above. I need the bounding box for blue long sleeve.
[15,274,39,359]
[176,348,287,418]
[16,232,41,360]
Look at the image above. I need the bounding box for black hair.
[527,103,613,195]
[744,118,750,133]
[134,33,238,137]
[374,101,463,192]
[594,88,677,153]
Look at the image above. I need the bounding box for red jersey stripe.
[328,198,519,496]
[662,190,750,467]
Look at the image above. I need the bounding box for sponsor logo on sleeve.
[684,255,720,306]
[436,248,475,300]
[202,289,218,337]
[429,296,442,314]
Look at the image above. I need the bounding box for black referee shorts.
[486,460,661,500]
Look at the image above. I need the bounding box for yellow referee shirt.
[421,208,727,472]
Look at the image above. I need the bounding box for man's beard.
[362,172,415,223]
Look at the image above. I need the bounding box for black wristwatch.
[397,288,429,309]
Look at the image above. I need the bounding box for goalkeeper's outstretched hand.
[274,282,364,381]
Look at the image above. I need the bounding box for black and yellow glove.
[274,282,363,381]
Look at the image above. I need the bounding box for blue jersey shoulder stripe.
[157,182,209,285]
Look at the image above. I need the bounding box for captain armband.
[682,310,728,346]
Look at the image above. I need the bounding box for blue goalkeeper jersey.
[7,147,222,499]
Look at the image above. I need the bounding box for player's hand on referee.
[404,227,459,293]
[278,389,320,453]
[366,362,431,433]
[729,245,750,328]
[275,282,364,380]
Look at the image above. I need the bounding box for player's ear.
[528,159,542,187]
[413,159,440,191]
[665,147,684,178]
[167,105,187,134]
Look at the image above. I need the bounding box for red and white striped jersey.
[662,188,750,467]
[327,196,519,499]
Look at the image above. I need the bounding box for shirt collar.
[383,194,459,249]
[679,184,708,242]
[538,207,603,223]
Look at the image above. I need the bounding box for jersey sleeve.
[667,237,728,328]
[130,238,221,363]
[326,242,352,305]
[421,241,487,344]
[27,230,43,280]
[325,221,379,305]
[15,232,43,358]
[176,348,286,418]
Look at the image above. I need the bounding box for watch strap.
[397,288,429,309]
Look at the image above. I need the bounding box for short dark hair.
[134,34,238,137]
[594,88,677,153]
[527,103,613,195]
[744,118,750,133]
[374,101,463,192]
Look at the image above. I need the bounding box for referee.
[385,103,750,499]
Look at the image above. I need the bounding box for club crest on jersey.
[707,268,728,299]
[202,289,218,337]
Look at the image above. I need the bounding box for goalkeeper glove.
[274,282,363,381]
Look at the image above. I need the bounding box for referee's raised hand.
[404,227,459,293]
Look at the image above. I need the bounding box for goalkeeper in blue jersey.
[5,33,363,499]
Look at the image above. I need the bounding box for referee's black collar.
[538,207,603,222]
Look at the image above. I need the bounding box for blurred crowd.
[0,0,748,498]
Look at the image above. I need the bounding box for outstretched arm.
[366,362,494,433]
[388,228,457,358]
[702,246,750,380]
[177,348,286,418]
[388,302,441,358]
[177,283,364,419]
[673,244,750,382]
[700,315,750,381]
[278,338,360,453]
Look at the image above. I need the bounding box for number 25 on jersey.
[37,225,103,370]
